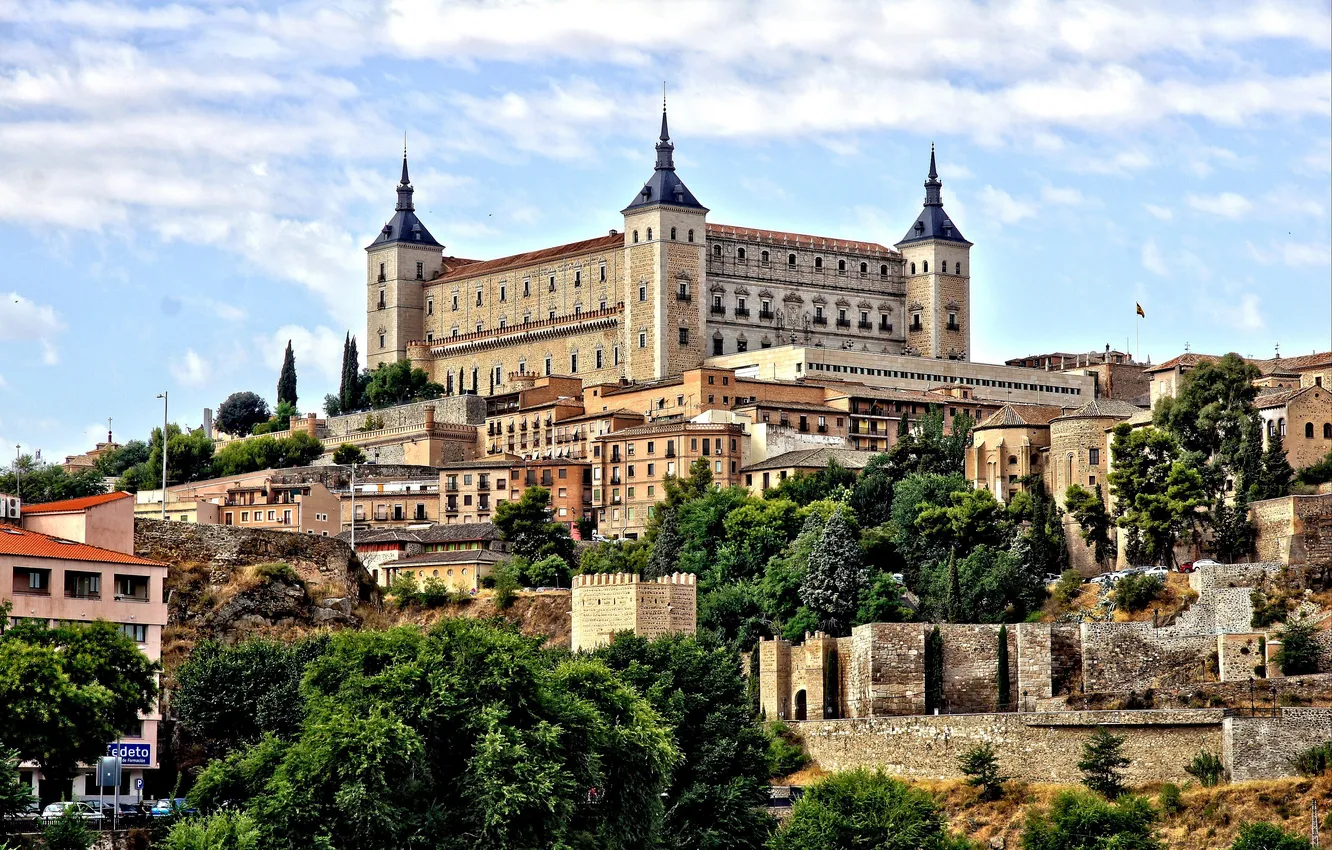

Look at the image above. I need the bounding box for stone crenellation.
[569,571,696,652]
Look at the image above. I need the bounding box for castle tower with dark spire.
[895,145,972,360]
[366,147,445,369]
[621,96,709,380]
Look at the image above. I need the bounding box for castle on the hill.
[367,107,972,394]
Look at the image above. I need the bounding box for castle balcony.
[858,321,873,330]
[710,305,726,316]
[812,316,827,326]
[947,322,961,331]
[408,303,623,358]
[836,318,851,329]
[879,321,893,333]
[734,307,750,318]
[759,310,774,321]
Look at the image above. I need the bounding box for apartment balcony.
[734,307,750,318]
[445,482,459,491]
[710,305,726,316]
[676,292,692,302]
[817,424,829,433]
[836,318,851,329]
[858,321,872,330]
[812,316,828,326]
[445,503,459,514]
[759,310,774,320]
[879,322,893,333]
[947,322,961,331]
[910,323,923,333]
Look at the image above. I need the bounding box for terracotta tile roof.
[384,549,507,568]
[20,491,132,514]
[336,523,502,546]
[0,524,161,566]
[707,223,896,257]
[440,234,622,282]
[1254,387,1321,409]
[1271,351,1332,371]
[1053,398,1144,421]
[1144,353,1223,374]
[596,421,745,440]
[974,404,1069,429]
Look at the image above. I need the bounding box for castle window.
[494,366,502,386]
[956,262,963,274]
[600,263,606,282]
[427,298,433,316]
[1325,423,1331,439]
[1089,448,1100,465]
[523,278,530,296]
[452,327,459,337]
[910,313,922,331]
[1279,418,1286,436]
[837,259,846,274]
[574,304,582,315]
[713,244,722,257]
[639,284,647,302]
[498,317,506,328]
[599,299,607,310]
[1306,422,1315,439]
[815,305,824,319]
[378,262,385,281]
[416,262,424,280]
[761,250,770,264]
[646,227,653,240]
[633,230,639,243]
[880,264,888,277]
[688,229,694,242]
[736,339,748,352]
[499,283,506,301]
[713,294,722,309]
[518,358,526,374]
[549,309,556,320]
[574,270,581,287]
[379,333,385,348]
[452,293,459,310]
[713,337,724,356]
[923,261,929,273]
[544,355,552,375]
[596,348,604,369]
[378,289,385,309]
[670,227,676,240]
[910,262,916,274]
[947,312,958,330]
[427,332,433,342]
[639,331,647,348]
[814,257,823,270]
[613,345,620,366]
[859,262,867,275]
[476,289,483,306]
[788,253,796,266]
[737,247,746,261]
[571,352,578,373]
[678,281,689,299]
[476,322,483,333]
[678,328,689,346]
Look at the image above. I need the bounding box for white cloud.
[264,325,347,399]
[1041,186,1092,206]
[1203,293,1264,332]
[1143,204,1173,220]
[0,292,65,364]
[1141,239,1168,276]
[1186,192,1253,218]
[1247,239,1332,267]
[976,185,1037,225]
[170,349,210,388]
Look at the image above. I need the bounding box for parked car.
[41,801,103,823]
[1044,573,1065,585]
[1141,566,1170,579]
[1089,572,1116,586]
[149,798,197,818]
[1,798,39,821]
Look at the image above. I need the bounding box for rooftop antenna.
[1275,342,1280,358]
[1184,341,1190,353]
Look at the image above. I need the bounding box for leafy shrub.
[1114,573,1164,612]
[1250,589,1289,628]
[1078,727,1130,798]
[331,443,367,465]
[770,768,968,850]
[1288,740,1332,777]
[1184,750,1226,787]
[417,576,452,607]
[765,721,809,778]
[1021,790,1162,850]
[162,811,261,850]
[40,805,94,850]
[251,562,301,586]
[1054,570,1084,605]
[385,573,420,608]
[1274,618,1324,676]
[1229,821,1314,850]
[1157,782,1182,816]
[958,742,1008,801]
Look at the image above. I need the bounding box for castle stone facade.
[368,112,971,394]
[569,571,697,652]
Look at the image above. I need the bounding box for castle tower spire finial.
[654,87,675,171]
[923,143,942,206]
[395,136,415,213]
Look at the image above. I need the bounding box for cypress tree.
[337,333,351,412]
[925,626,943,713]
[897,413,910,438]
[997,625,1010,711]
[1258,430,1294,500]
[345,336,360,411]
[946,550,963,623]
[277,340,298,407]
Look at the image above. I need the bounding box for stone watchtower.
[366,152,444,370]
[895,146,972,360]
[621,102,708,382]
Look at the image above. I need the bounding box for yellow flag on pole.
[1135,303,1146,318]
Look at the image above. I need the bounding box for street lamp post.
[13,445,20,502]
[330,462,358,549]
[155,392,168,520]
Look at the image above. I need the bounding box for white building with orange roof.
[3,491,167,802]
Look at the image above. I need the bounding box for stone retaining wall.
[1223,707,1332,781]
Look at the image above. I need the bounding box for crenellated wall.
[569,571,696,652]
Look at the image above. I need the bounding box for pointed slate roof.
[1053,398,1144,421]
[622,104,706,214]
[366,152,443,250]
[896,145,970,247]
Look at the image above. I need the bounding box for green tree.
[1212,493,1256,563]
[1297,450,1332,487]
[1065,484,1114,569]
[997,625,1011,709]
[1021,790,1162,850]
[925,626,943,713]
[1258,430,1295,501]
[363,360,445,408]
[959,742,1008,801]
[767,460,858,506]
[761,512,825,634]
[163,810,262,850]
[765,721,810,778]
[770,769,969,850]
[39,803,93,850]
[331,443,367,465]
[210,433,325,477]
[1274,617,1324,676]
[596,633,773,850]
[216,392,272,437]
[1154,353,1260,462]
[1184,750,1226,787]
[494,486,575,564]
[0,622,157,793]
[800,510,868,635]
[342,335,361,412]
[277,340,297,407]
[1078,727,1130,798]
[94,440,150,478]
[525,554,570,587]
[1115,573,1165,613]
[174,638,326,753]
[0,458,105,505]
[0,747,36,822]
[1229,822,1314,850]
[578,539,650,576]
[119,424,215,490]
[889,472,970,585]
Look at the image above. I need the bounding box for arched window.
[1324,423,1331,439]
[922,260,929,273]
[910,262,916,274]
[1307,422,1315,439]
[761,250,770,264]
[814,257,823,269]
[1279,418,1286,437]
[737,247,746,261]
[880,264,888,277]
[955,262,963,274]
[713,244,722,257]
[633,230,639,243]
[859,262,868,275]
[1268,419,1276,437]
[837,259,846,273]
[687,229,694,242]
[646,227,653,240]
[787,253,796,266]
[670,227,676,240]
[1008,455,1018,465]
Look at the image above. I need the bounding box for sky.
[0,0,1329,463]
